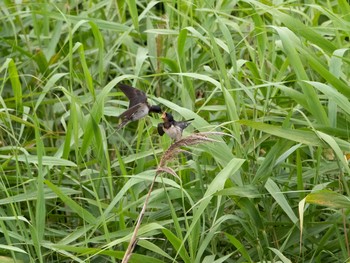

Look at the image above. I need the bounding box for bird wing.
[118,83,147,108]
[157,123,165,136]
[118,103,143,119]
[175,119,194,130]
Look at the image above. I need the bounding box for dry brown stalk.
[121,131,223,263]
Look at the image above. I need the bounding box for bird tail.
[178,119,194,130]
[116,119,129,130]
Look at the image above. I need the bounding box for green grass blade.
[239,120,323,146]
[305,190,350,209]
[225,233,252,262]
[265,178,298,224]
[180,159,245,259]
[162,228,191,263]
[272,26,328,125]
[7,59,23,113]
[44,180,96,225]
[126,0,139,31]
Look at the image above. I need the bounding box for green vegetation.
[1,0,350,262]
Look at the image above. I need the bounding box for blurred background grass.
[1,0,350,262]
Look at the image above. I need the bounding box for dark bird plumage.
[157,112,194,141]
[117,83,161,129]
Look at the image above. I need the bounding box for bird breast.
[165,125,183,141]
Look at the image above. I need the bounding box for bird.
[117,83,162,129]
[157,112,194,141]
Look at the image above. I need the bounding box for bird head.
[161,112,174,122]
[149,105,162,113]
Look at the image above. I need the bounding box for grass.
[1,0,350,262]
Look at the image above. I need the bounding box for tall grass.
[1,0,350,262]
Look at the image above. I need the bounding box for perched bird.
[157,112,194,141]
[117,83,161,129]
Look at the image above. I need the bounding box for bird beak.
[161,112,166,119]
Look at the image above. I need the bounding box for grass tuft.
[1,1,350,262]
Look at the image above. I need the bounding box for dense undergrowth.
[1,0,350,262]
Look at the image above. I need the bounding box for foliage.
[0,0,350,262]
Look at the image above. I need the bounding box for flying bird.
[117,83,161,129]
[157,112,194,141]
